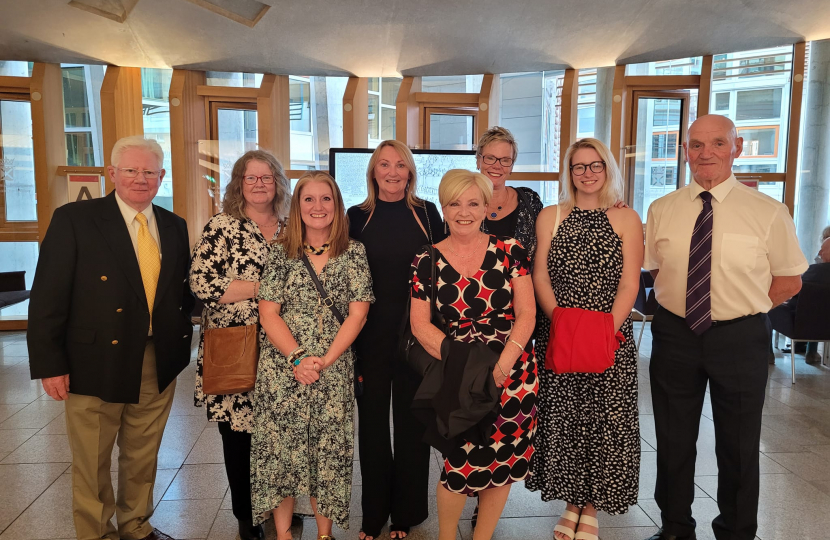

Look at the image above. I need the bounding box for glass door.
[625,91,695,219]
[208,102,258,214]
[0,98,39,318]
[424,108,478,150]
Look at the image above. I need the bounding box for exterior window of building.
[141,68,173,211]
[710,45,792,176]
[653,99,681,127]
[62,65,105,168]
[626,57,703,76]
[0,61,32,77]
[650,165,677,186]
[421,75,483,93]
[652,132,678,159]
[206,72,263,87]
[290,79,311,132]
[367,77,401,147]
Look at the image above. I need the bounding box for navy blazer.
[27,192,195,403]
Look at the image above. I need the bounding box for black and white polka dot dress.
[525,207,640,515]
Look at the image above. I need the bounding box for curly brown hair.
[222,150,290,222]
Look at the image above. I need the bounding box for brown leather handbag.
[202,323,260,395]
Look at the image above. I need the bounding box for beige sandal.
[574,514,599,540]
[317,536,335,540]
[554,509,581,540]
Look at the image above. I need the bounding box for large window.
[367,77,400,146]
[141,68,173,211]
[626,57,703,76]
[61,64,104,168]
[735,88,783,120]
[652,132,678,160]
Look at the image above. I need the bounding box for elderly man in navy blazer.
[28,136,194,540]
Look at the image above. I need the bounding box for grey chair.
[631,269,658,351]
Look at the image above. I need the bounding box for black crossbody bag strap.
[301,254,345,324]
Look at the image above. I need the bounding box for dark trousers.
[218,421,253,521]
[356,354,431,535]
[649,308,770,540]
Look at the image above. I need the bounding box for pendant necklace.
[489,189,510,219]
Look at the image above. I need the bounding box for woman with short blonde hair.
[438,169,493,208]
[347,141,445,540]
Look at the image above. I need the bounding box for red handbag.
[544,306,625,374]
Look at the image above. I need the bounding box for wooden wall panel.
[784,42,807,215]
[395,76,421,147]
[29,63,67,241]
[169,69,209,244]
[343,77,368,148]
[477,74,496,140]
[100,66,144,193]
[697,55,713,117]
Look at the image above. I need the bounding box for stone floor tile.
[0,368,44,404]
[36,413,66,435]
[1,434,71,464]
[163,464,229,500]
[183,423,225,465]
[0,429,38,454]
[0,463,68,531]
[148,498,223,539]
[640,497,720,540]
[0,344,28,357]
[0,356,27,368]
[459,516,555,540]
[765,451,830,481]
[155,415,208,470]
[0,400,64,431]
[0,473,75,539]
[0,405,25,425]
[500,483,563,518]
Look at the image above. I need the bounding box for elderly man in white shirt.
[643,114,807,540]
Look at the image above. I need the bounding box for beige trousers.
[65,341,176,540]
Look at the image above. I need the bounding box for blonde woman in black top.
[346,140,445,540]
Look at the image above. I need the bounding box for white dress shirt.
[645,175,808,320]
[114,192,161,260]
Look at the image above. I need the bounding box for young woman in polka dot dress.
[526,138,644,540]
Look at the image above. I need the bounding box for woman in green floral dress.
[251,171,374,540]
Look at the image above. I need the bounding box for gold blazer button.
[116,308,123,313]
[101,276,108,281]
[112,340,119,345]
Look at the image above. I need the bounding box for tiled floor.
[2,328,830,540]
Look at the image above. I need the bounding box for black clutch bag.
[400,245,447,376]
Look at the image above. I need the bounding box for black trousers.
[356,349,431,536]
[649,308,770,540]
[218,421,253,521]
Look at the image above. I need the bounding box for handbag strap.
[514,186,532,213]
[428,244,438,321]
[301,254,345,325]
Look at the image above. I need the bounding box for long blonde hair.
[359,140,425,212]
[280,171,350,259]
[559,138,624,212]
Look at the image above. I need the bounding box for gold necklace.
[304,243,330,255]
[447,233,485,259]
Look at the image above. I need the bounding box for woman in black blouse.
[477,127,544,262]
[346,140,445,540]
[190,150,290,540]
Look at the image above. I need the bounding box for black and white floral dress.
[190,213,279,433]
[526,207,640,515]
[250,241,374,528]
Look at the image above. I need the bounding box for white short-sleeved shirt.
[644,175,808,320]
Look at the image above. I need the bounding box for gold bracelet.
[508,339,524,352]
[497,362,507,377]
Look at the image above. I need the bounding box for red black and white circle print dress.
[409,235,538,495]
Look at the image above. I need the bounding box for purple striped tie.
[686,191,713,335]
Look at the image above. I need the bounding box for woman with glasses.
[190,150,290,540]
[526,139,643,540]
[346,140,444,540]
[476,127,544,263]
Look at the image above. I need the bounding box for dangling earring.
[444,220,448,234]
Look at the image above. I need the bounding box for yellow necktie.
[135,212,161,329]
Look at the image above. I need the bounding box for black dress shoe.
[645,529,696,540]
[238,519,264,540]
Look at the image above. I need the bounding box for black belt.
[710,313,760,327]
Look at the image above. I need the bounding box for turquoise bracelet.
[293,354,309,366]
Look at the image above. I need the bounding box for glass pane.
[630,97,685,219]
[215,108,258,205]
[739,127,777,157]
[626,57,703,75]
[142,68,174,212]
[422,75,484,93]
[289,79,312,132]
[62,67,91,128]
[0,242,38,317]
[368,78,379,92]
[381,78,401,106]
[368,94,379,140]
[381,108,396,140]
[735,88,782,120]
[0,61,31,77]
[1,100,37,222]
[66,132,95,166]
[289,76,347,169]
[429,114,474,150]
[759,181,784,202]
[715,92,730,111]
[206,71,263,87]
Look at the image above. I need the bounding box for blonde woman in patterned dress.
[190,150,289,540]
[250,171,374,540]
[527,139,643,540]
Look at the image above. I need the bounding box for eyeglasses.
[481,154,514,167]
[243,175,276,185]
[570,161,606,176]
[117,168,161,179]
